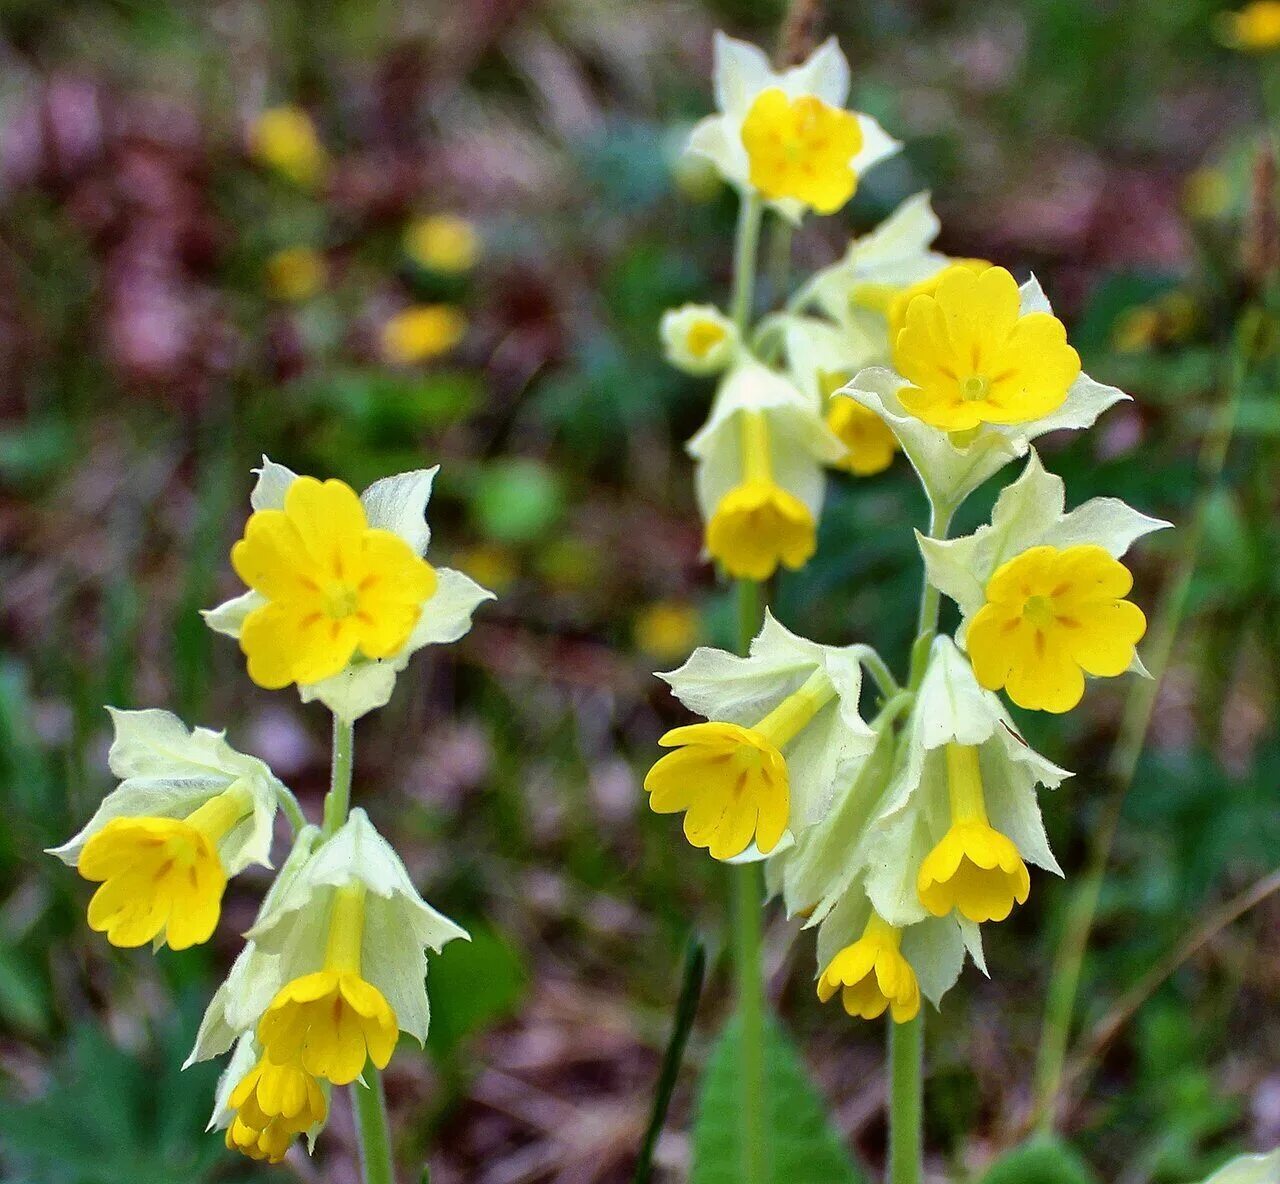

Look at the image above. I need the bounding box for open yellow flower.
[226,1054,327,1164]
[967,544,1147,714]
[257,883,399,1086]
[706,410,816,580]
[817,912,920,1022]
[77,784,251,950]
[231,477,437,690]
[893,265,1080,432]
[884,258,990,344]
[917,745,1030,924]
[741,88,863,214]
[1218,2,1280,50]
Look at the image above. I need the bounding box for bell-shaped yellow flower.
[893,265,1080,432]
[77,784,251,950]
[822,372,897,476]
[706,410,817,580]
[967,544,1147,714]
[917,745,1030,924]
[225,1054,327,1164]
[405,214,480,273]
[741,88,864,214]
[231,477,438,690]
[817,912,920,1022]
[256,884,399,1086]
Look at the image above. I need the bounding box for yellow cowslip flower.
[740,87,863,214]
[966,544,1147,714]
[405,214,481,273]
[249,107,327,188]
[225,1054,327,1164]
[265,247,326,303]
[882,258,991,344]
[381,304,467,365]
[645,669,835,859]
[1112,305,1161,354]
[818,370,897,476]
[893,265,1081,432]
[455,542,518,596]
[76,784,252,950]
[917,744,1031,924]
[257,883,399,1086]
[1218,1,1280,50]
[706,411,816,580]
[633,600,700,662]
[231,476,438,690]
[817,912,920,1022]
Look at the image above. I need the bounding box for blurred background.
[0,1,1277,1181]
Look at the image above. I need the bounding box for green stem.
[907,502,954,692]
[731,193,765,332]
[765,214,793,308]
[322,715,355,838]
[888,1014,924,1184]
[351,1067,396,1184]
[1031,308,1254,1134]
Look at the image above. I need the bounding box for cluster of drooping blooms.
[51,460,492,1162]
[650,32,1169,1023]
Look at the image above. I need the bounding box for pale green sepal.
[1195,1149,1280,1184]
[361,466,438,555]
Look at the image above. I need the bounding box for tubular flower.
[740,88,863,213]
[919,451,1168,713]
[206,460,493,721]
[225,1052,328,1163]
[820,369,897,475]
[647,612,875,861]
[49,709,282,952]
[660,303,740,375]
[917,745,1031,924]
[817,911,920,1022]
[686,32,899,223]
[893,265,1081,432]
[230,476,437,690]
[249,106,327,187]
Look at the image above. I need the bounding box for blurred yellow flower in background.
[456,543,519,595]
[1218,2,1280,50]
[1112,305,1161,354]
[265,247,327,302]
[633,600,700,661]
[405,214,481,273]
[382,305,467,364]
[249,106,327,188]
[1183,166,1232,220]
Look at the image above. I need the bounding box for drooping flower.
[249,106,327,188]
[688,360,845,580]
[645,612,875,860]
[919,451,1168,713]
[1217,2,1280,50]
[893,265,1080,432]
[660,304,740,375]
[206,460,493,721]
[382,304,467,364]
[49,709,282,950]
[405,214,481,273]
[686,32,899,223]
[817,910,920,1021]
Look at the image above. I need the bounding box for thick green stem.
[907,502,954,692]
[888,1014,924,1184]
[322,715,355,838]
[731,193,765,332]
[351,1067,396,1184]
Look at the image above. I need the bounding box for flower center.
[322,580,361,620]
[1021,593,1056,628]
[687,320,726,359]
[960,374,991,401]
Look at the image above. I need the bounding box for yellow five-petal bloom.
[966,544,1147,714]
[917,744,1030,924]
[226,1054,327,1164]
[231,477,437,690]
[817,912,920,1022]
[740,88,864,214]
[893,265,1080,432]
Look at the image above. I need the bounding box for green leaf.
[426,922,528,1061]
[690,1012,868,1184]
[977,1136,1099,1184]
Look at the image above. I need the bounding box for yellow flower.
[893,266,1081,432]
[1218,1,1280,50]
[381,305,467,364]
[740,88,864,214]
[966,544,1147,714]
[1112,305,1161,354]
[226,1054,327,1164]
[225,1113,293,1163]
[249,106,327,188]
[257,884,399,1086]
[917,745,1030,924]
[817,912,920,1022]
[1183,167,1231,221]
[265,247,326,303]
[455,543,518,596]
[819,371,897,476]
[76,784,251,950]
[231,477,438,690]
[644,670,834,860]
[634,600,700,662]
[883,258,991,343]
[706,411,816,580]
[405,214,481,273]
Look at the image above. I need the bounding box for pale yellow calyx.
[817,911,920,1023]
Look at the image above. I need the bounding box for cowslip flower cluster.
[649,30,1168,1025]
[52,459,492,1165]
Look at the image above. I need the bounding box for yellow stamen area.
[817,912,920,1023]
[257,883,399,1086]
[967,544,1147,714]
[231,476,438,690]
[740,87,863,214]
[706,411,816,581]
[893,265,1081,432]
[820,370,898,476]
[917,744,1030,924]
[1218,2,1280,50]
[686,318,728,360]
[643,669,835,860]
[226,1054,327,1164]
[76,783,251,950]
